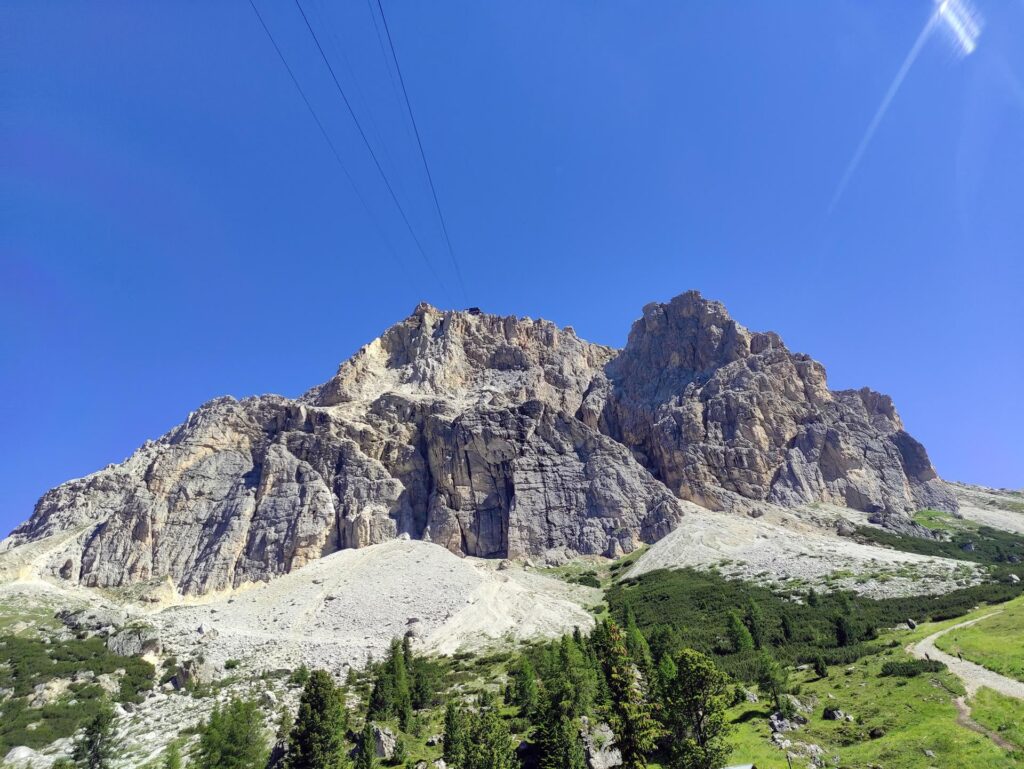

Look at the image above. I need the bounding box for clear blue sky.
[2,1,1022,532]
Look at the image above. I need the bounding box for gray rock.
[371,724,396,760]
[107,625,161,657]
[579,717,622,769]
[4,293,956,595]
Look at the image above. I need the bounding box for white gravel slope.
[147,539,597,671]
[626,505,980,598]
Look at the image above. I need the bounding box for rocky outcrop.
[2,292,956,595]
[601,293,956,520]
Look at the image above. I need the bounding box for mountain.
[2,291,956,595]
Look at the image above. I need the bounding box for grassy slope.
[724,637,1022,768]
[933,597,1024,683]
[972,688,1024,752]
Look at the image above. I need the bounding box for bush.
[880,659,946,677]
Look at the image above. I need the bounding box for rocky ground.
[625,498,982,598]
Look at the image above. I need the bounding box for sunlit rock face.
[4,292,956,594]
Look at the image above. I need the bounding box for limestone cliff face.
[4,293,956,594]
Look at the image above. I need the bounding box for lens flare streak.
[828,0,983,213]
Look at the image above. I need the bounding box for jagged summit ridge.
[3,291,956,594]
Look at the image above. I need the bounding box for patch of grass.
[728,646,1020,769]
[935,598,1024,682]
[970,687,1024,752]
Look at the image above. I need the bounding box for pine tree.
[465,706,516,769]
[813,654,829,678]
[655,653,677,703]
[354,722,377,769]
[195,698,270,769]
[807,587,820,607]
[285,670,347,769]
[442,701,468,768]
[71,705,115,769]
[744,600,767,650]
[663,649,731,769]
[368,638,413,729]
[756,652,789,713]
[559,635,598,717]
[625,610,654,678]
[392,737,407,765]
[780,612,795,643]
[600,621,659,769]
[835,614,855,647]
[539,714,586,769]
[727,611,754,653]
[508,657,539,718]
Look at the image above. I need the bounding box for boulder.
[579,717,622,769]
[107,625,161,657]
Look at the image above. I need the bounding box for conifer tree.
[465,706,516,769]
[285,670,348,769]
[195,698,269,769]
[727,611,754,653]
[663,650,731,769]
[354,722,377,769]
[600,621,659,769]
[368,638,413,729]
[508,657,539,718]
[656,653,678,703]
[72,704,115,769]
[559,635,598,717]
[442,701,468,768]
[744,599,767,650]
[780,612,795,643]
[539,713,586,769]
[756,652,789,713]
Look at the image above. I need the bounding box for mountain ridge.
[3,290,956,595]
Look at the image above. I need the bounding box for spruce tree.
[663,650,731,769]
[727,611,754,653]
[195,698,269,769]
[600,621,659,769]
[71,705,115,769]
[442,701,468,768]
[835,614,855,647]
[744,599,767,650]
[509,657,539,718]
[354,722,377,769]
[780,612,795,643]
[285,670,347,769]
[755,652,789,713]
[465,706,515,769]
[624,610,654,679]
[368,638,413,729]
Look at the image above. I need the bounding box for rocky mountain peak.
[3,291,957,595]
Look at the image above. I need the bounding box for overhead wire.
[293,0,451,298]
[246,0,407,271]
[373,0,468,300]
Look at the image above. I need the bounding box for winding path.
[909,612,1024,699]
